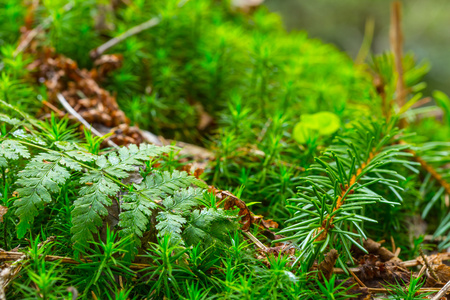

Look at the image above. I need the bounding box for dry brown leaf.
[211,188,279,232]
[356,254,410,288]
[193,168,204,179]
[221,191,253,231]
[318,249,339,281]
[253,215,279,229]
[194,103,214,131]
[180,164,192,175]
[0,206,7,223]
[434,264,450,283]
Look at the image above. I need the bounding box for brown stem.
[419,248,440,282]
[406,148,450,195]
[368,287,441,294]
[390,1,407,127]
[0,251,149,271]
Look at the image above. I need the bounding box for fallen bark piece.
[434,264,450,283]
[318,249,338,281]
[353,239,396,262]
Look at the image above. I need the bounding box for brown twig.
[14,22,48,57]
[14,3,73,57]
[368,287,441,293]
[390,1,406,108]
[406,148,450,195]
[349,269,366,288]
[390,235,396,253]
[411,97,432,109]
[432,279,450,300]
[417,264,427,279]
[394,247,401,258]
[0,251,149,271]
[333,252,450,274]
[90,17,160,59]
[42,100,65,116]
[419,248,440,282]
[390,1,407,128]
[56,93,119,149]
[0,252,27,297]
[243,231,268,251]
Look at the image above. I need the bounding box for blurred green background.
[265,0,450,95]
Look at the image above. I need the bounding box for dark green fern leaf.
[14,152,75,237]
[183,208,239,248]
[102,144,172,178]
[0,139,30,167]
[119,170,206,255]
[156,187,205,243]
[71,172,120,246]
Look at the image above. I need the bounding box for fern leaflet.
[14,152,75,237]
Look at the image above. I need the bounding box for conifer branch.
[280,120,412,266]
[314,149,378,241]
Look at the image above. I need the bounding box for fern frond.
[156,187,205,243]
[14,152,74,237]
[118,193,158,240]
[55,141,97,164]
[71,172,120,246]
[144,170,208,194]
[10,129,47,146]
[0,113,21,126]
[183,208,239,247]
[119,171,206,255]
[0,139,30,167]
[71,144,173,247]
[102,144,172,178]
